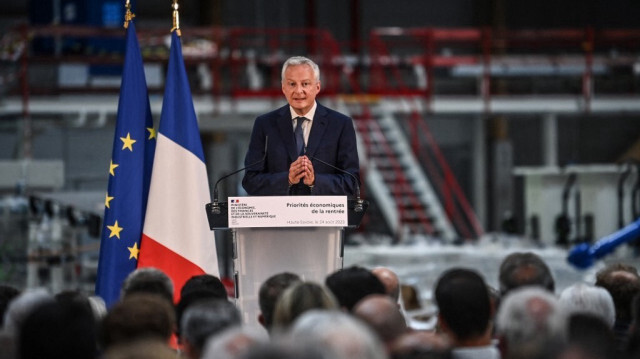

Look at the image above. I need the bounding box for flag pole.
[124,0,135,29]
[171,0,182,36]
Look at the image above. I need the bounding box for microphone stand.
[305,152,364,213]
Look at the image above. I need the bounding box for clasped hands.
[288,156,315,186]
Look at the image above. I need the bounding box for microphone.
[210,136,268,214]
[305,150,364,212]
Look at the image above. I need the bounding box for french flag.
[138,30,219,301]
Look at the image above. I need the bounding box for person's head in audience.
[180,299,242,359]
[498,252,555,297]
[258,272,301,331]
[176,274,228,337]
[496,286,567,359]
[202,326,268,359]
[559,283,615,327]
[121,267,174,305]
[353,294,408,350]
[272,281,338,331]
[325,266,386,311]
[18,297,97,359]
[238,340,332,359]
[557,313,616,359]
[434,268,494,350]
[626,293,640,357]
[372,267,401,303]
[101,294,175,349]
[595,263,640,327]
[289,310,387,359]
[3,288,53,335]
[102,339,176,359]
[180,274,228,299]
[1,287,52,359]
[0,285,20,327]
[55,290,106,329]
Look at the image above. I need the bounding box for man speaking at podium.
[242,56,360,196]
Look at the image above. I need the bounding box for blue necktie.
[294,117,306,156]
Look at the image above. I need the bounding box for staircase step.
[353,112,456,241]
[379,170,417,182]
[402,212,435,222]
[388,183,422,193]
[367,148,401,157]
[374,159,409,170]
[398,201,430,211]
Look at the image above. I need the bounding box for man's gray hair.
[120,267,174,304]
[496,286,567,359]
[559,283,616,327]
[3,288,53,335]
[181,299,242,355]
[281,56,320,83]
[289,310,386,359]
[201,325,268,359]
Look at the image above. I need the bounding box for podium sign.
[228,196,348,228]
[204,195,369,327]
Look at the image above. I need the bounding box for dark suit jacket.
[242,103,360,196]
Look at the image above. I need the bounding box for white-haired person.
[496,286,567,359]
[559,282,615,327]
[289,310,388,359]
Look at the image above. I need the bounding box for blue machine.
[568,218,640,269]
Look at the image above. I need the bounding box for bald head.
[372,267,400,302]
[353,294,408,345]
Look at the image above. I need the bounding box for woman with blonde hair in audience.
[272,281,338,331]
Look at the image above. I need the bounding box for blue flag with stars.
[95,21,156,307]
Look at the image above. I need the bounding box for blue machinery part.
[568,218,640,269]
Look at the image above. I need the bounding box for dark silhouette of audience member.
[325,266,386,311]
[55,290,107,330]
[372,267,401,304]
[18,298,97,359]
[1,288,52,359]
[3,288,53,335]
[180,274,228,299]
[101,294,176,349]
[626,293,640,357]
[180,298,242,359]
[102,339,176,359]
[558,313,617,359]
[496,287,567,359]
[272,281,338,331]
[258,272,301,331]
[176,274,228,337]
[595,262,640,350]
[498,252,555,297]
[0,285,20,327]
[353,294,408,352]
[434,268,499,359]
[121,267,174,305]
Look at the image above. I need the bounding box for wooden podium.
[205,196,367,325]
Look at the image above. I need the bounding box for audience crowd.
[1,252,639,359]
